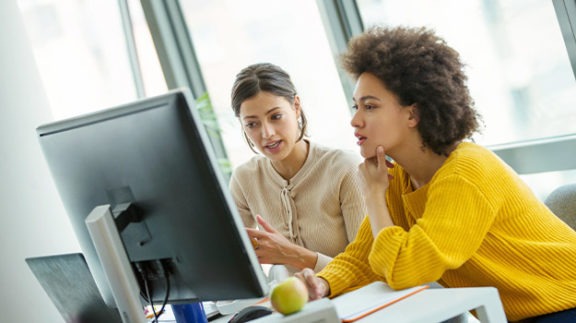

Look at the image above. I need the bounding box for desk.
[345,287,505,323]
[210,286,506,323]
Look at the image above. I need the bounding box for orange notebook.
[331,282,429,323]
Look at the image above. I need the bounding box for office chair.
[544,183,576,230]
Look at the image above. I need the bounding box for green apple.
[270,277,309,315]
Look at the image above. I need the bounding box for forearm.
[365,192,394,237]
[285,245,318,270]
[318,219,380,297]
[318,251,379,298]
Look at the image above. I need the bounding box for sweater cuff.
[313,253,332,273]
[317,269,348,298]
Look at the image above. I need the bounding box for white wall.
[0,1,80,322]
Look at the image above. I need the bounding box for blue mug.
[171,302,208,323]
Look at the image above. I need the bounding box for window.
[356,0,576,198]
[18,0,166,119]
[19,0,576,198]
[126,0,168,97]
[357,0,576,146]
[179,0,358,168]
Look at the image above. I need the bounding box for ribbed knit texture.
[229,141,366,272]
[318,142,576,321]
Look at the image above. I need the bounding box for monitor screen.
[37,89,268,307]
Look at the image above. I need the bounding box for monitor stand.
[85,205,147,323]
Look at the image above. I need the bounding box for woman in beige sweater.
[229,63,366,273]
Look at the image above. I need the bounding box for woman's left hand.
[246,214,317,269]
[358,146,395,236]
[358,146,394,197]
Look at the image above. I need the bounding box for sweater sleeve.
[339,165,366,243]
[369,174,497,290]
[317,217,383,297]
[313,253,332,272]
[313,165,365,272]
[229,171,256,228]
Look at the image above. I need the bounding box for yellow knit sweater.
[318,142,576,321]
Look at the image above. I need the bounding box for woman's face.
[351,72,417,159]
[239,91,301,161]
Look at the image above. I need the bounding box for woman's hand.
[246,215,317,270]
[358,146,394,197]
[358,146,395,237]
[294,268,330,300]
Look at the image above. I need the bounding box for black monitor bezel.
[36,88,268,306]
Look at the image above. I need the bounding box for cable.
[155,260,171,319]
[136,260,171,323]
[143,277,159,322]
[135,263,150,302]
[136,262,159,322]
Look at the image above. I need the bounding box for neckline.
[266,140,315,186]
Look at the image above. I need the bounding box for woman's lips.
[265,141,280,149]
[264,140,282,153]
[355,133,366,146]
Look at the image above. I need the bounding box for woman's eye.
[244,122,257,129]
[365,104,375,110]
[351,104,359,111]
[271,113,283,120]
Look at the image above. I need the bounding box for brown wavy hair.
[342,26,482,156]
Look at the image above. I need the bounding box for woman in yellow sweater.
[295,26,576,322]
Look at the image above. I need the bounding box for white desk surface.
[209,286,506,323]
[347,287,504,322]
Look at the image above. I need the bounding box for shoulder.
[445,142,505,175]
[230,155,268,182]
[435,142,518,191]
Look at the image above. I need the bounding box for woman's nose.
[350,110,362,128]
[261,122,275,138]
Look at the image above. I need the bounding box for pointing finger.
[256,214,277,233]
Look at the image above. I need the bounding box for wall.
[0,1,79,322]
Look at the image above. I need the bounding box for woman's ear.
[293,95,302,118]
[407,104,419,127]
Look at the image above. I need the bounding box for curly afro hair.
[342,26,482,156]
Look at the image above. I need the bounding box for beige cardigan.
[229,141,366,272]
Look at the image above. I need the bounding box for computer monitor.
[36,88,268,308]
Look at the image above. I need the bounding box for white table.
[211,286,506,323]
[350,287,506,323]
